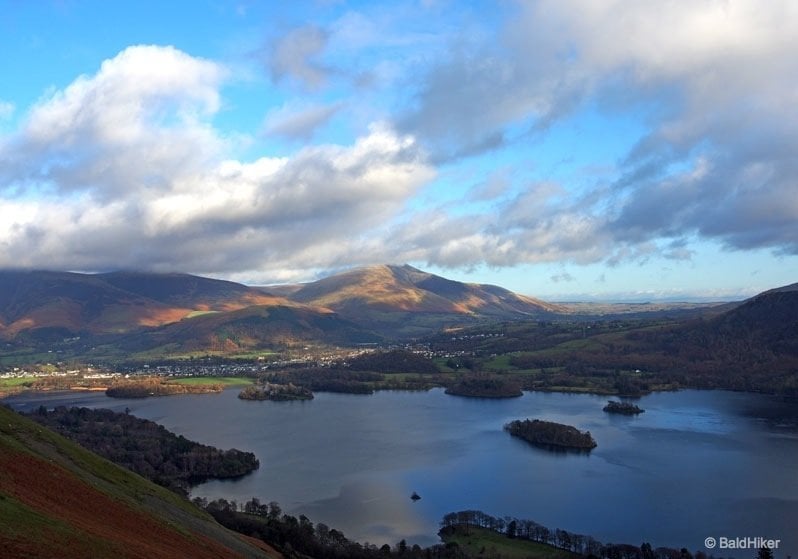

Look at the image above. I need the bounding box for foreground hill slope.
[0,404,276,559]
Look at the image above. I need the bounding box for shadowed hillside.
[98,271,284,311]
[0,270,285,340]
[121,304,382,354]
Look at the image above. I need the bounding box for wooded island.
[504,419,597,450]
[603,400,645,415]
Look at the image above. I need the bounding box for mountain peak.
[290,263,564,318]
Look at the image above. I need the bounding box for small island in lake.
[445,375,522,398]
[239,382,314,401]
[106,378,223,398]
[603,400,645,415]
[504,418,597,450]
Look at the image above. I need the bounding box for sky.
[0,0,796,301]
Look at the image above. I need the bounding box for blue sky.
[1,0,796,301]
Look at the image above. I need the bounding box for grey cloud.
[466,169,511,202]
[397,48,537,161]
[263,102,345,140]
[268,25,332,89]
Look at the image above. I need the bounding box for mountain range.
[1,264,793,364]
[0,265,563,352]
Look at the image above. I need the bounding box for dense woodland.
[26,406,259,495]
[345,349,441,374]
[262,367,436,394]
[239,382,314,401]
[444,375,522,398]
[105,377,223,398]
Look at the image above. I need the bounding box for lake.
[5,387,797,556]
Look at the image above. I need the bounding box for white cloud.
[0,46,434,276]
[2,45,226,200]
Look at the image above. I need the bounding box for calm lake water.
[5,388,798,555]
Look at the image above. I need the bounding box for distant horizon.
[0,262,768,304]
[1,1,795,302]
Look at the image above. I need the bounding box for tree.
[244,497,261,514]
[757,547,774,559]
[506,519,517,539]
[267,500,281,521]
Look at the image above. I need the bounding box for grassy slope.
[441,526,578,559]
[0,404,277,559]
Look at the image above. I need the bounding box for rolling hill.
[0,404,276,558]
[0,265,569,351]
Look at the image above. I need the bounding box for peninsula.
[105,378,223,398]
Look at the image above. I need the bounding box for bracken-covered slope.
[0,404,277,559]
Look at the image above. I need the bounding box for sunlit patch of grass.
[171,377,254,386]
[441,526,578,559]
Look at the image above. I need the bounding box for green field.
[441,526,577,559]
[0,377,35,388]
[171,376,254,386]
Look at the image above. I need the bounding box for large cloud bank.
[1,1,796,282]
